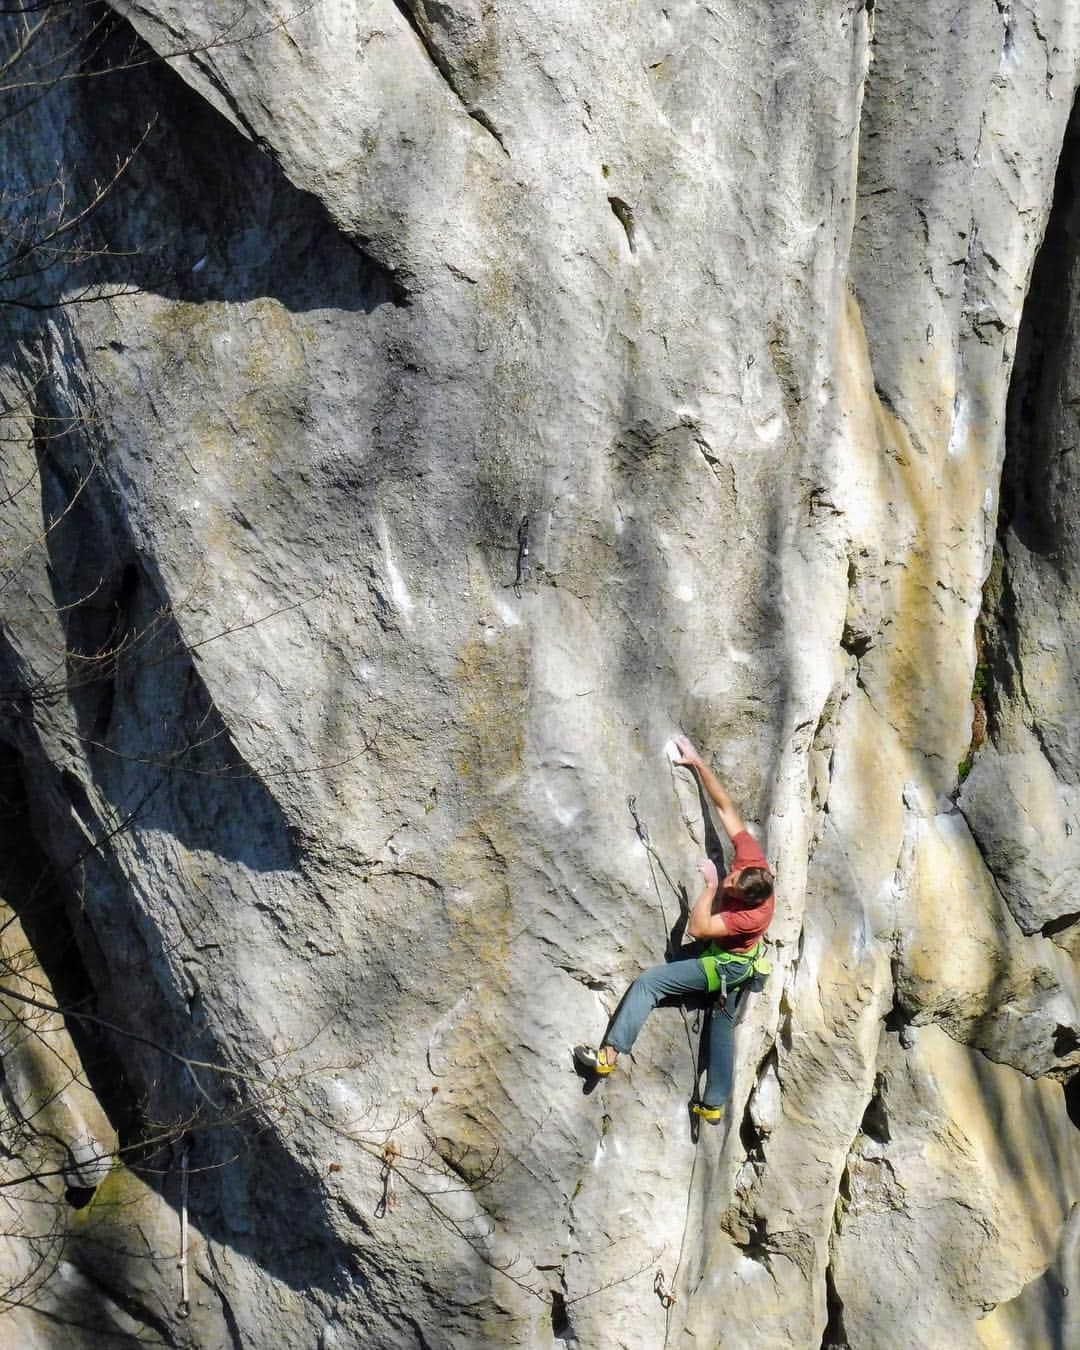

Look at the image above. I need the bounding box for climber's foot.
[690,1102,724,1123]
[573,1044,617,1076]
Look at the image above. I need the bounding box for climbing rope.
[628,793,691,971]
[627,794,686,928]
[626,796,703,1058]
[627,794,721,1321]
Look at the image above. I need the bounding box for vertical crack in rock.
[858,1072,890,1145]
[821,1259,850,1350]
[0,739,137,1137]
[607,197,636,254]
[1066,1076,1080,1130]
[389,0,509,155]
[550,1273,575,1344]
[820,1076,881,1350]
[201,1245,245,1350]
[954,566,991,791]
[1000,86,1080,562]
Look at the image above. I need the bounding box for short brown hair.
[735,867,773,904]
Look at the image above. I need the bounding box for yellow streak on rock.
[834,290,978,789]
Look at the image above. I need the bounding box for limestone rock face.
[1,1,1080,1346]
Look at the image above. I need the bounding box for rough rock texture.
[1,1,1080,1346]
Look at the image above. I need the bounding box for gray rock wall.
[1,1,1079,1346]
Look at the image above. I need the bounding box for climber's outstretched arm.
[673,736,746,842]
[686,858,731,940]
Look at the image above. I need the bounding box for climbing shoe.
[573,1044,616,1076]
[690,1102,724,1123]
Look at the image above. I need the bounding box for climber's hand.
[687,858,725,938]
[674,735,701,768]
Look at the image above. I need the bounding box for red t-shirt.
[715,830,773,954]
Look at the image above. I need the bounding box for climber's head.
[723,864,773,905]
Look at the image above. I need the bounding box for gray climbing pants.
[604,957,748,1109]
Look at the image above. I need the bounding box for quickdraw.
[375,1142,399,1218]
[177,1140,190,1319]
[654,1268,677,1309]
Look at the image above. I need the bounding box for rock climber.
[573,735,774,1123]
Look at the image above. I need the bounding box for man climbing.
[573,735,774,1123]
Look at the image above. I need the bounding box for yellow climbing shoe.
[573,1044,616,1076]
[690,1103,724,1123]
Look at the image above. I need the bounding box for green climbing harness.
[700,940,772,999]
